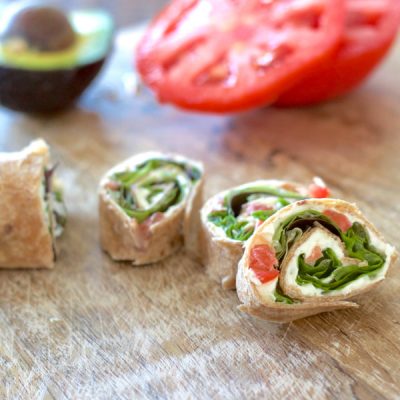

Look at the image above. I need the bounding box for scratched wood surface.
[0,24,400,400]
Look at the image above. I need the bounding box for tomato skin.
[309,183,330,198]
[323,209,352,232]
[136,0,346,113]
[249,244,279,284]
[276,39,395,106]
[276,0,400,106]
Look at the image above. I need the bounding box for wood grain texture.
[0,26,400,400]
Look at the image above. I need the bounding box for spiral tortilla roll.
[0,139,66,269]
[200,180,319,289]
[99,152,204,265]
[237,198,397,323]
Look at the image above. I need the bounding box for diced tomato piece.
[276,0,400,106]
[249,244,279,284]
[306,246,323,264]
[136,0,345,113]
[105,181,120,191]
[309,183,330,198]
[323,209,352,232]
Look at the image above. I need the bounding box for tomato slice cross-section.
[276,0,400,106]
[136,0,345,113]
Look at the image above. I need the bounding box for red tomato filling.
[249,244,279,284]
[323,209,352,232]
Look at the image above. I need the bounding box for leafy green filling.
[207,210,254,241]
[43,166,67,237]
[51,188,67,237]
[224,186,304,215]
[251,209,276,221]
[208,184,305,241]
[108,158,200,223]
[274,285,294,304]
[273,210,385,293]
[273,210,340,260]
[296,223,385,292]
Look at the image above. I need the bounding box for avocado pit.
[0,3,76,52]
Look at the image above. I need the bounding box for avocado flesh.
[0,9,113,113]
[0,10,113,70]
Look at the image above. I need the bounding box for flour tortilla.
[99,152,204,265]
[0,139,55,269]
[200,180,307,289]
[237,198,397,322]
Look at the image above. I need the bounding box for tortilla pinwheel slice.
[201,179,329,289]
[0,139,66,269]
[237,198,397,323]
[99,152,204,265]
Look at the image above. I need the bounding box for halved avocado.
[0,2,113,113]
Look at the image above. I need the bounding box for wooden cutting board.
[1,27,400,400]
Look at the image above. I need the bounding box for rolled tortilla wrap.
[201,179,326,289]
[99,152,204,265]
[237,198,397,323]
[0,139,66,269]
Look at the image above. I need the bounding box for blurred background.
[0,0,168,27]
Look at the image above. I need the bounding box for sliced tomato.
[323,209,352,232]
[249,244,279,284]
[276,0,400,106]
[136,0,345,113]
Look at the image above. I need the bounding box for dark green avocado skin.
[0,57,107,113]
